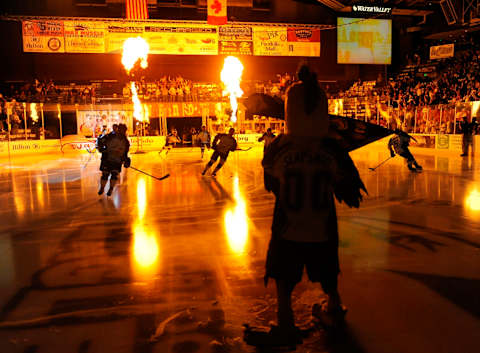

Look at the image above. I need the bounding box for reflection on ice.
[136,177,147,220]
[224,175,249,255]
[133,222,159,271]
[131,176,160,280]
[465,188,480,212]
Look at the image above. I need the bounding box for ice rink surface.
[0,145,479,353]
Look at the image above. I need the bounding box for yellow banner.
[22,20,65,53]
[104,22,145,54]
[64,20,106,53]
[143,23,218,55]
[253,26,288,56]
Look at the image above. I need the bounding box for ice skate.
[106,187,114,196]
[312,300,348,330]
[243,324,303,349]
[98,186,105,195]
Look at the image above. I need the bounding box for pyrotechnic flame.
[122,37,150,124]
[143,104,150,123]
[130,82,146,123]
[221,56,244,123]
[121,37,149,75]
[30,103,38,123]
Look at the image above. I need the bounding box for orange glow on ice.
[224,175,249,254]
[221,56,244,123]
[465,189,480,212]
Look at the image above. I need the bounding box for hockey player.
[460,117,478,157]
[388,130,422,171]
[98,124,130,196]
[244,65,366,348]
[201,127,237,177]
[258,127,276,152]
[197,125,211,158]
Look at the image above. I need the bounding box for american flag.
[126,0,148,20]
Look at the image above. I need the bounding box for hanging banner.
[253,26,288,56]
[64,20,106,53]
[430,43,454,60]
[22,19,321,57]
[77,110,133,137]
[22,20,65,53]
[158,102,219,117]
[219,26,253,55]
[207,0,227,25]
[104,22,145,53]
[286,28,320,57]
[144,24,218,55]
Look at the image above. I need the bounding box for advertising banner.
[64,20,106,53]
[77,110,133,137]
[104,22,145,53]
[22,20,65,53]
[286,28,320,57]
[253,26,288,56]
[430,43,454,60]
[219,26,253,55]
[158,102,219,117]
[144,24,218,55]
[22,19,322,57]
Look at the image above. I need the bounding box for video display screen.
[337,17,392,65]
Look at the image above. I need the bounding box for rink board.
[0,136,167,157]
[1,135,478,157]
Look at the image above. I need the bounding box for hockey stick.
[369,156,393,171]
[130,166,170,181]
[82,147,96,169]
[236,147,252,152]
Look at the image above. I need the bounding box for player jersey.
[105,135,130,164]
[259,133,276,149]
[388,135,409,155]
[198,131,210,144]
[263,135,337,243]
[213,134,237,155]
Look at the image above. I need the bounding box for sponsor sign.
[158,102,221,118]
[77,110,133,137]
[219,26,252,41]
[235,133,263,145]
[129,136,167,152]
[104,23,145,53]
[286,28,320,57]
[436,134,449,149]
[219,26,253,55]
[219,40,253,55]
[430,43,454,60]
[144,24,218,55]
[22,20,65,53]
[253,26,288,56]
[0,140,61,157]
[352,5,392,14]
[22,19,322,57]
[64,20,106,53]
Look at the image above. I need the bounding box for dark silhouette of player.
[201,128,237,177]
[388,131,422,171]
[98,124,130,196]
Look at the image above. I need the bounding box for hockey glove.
[124,157,131,168]
[390,150,395,158]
